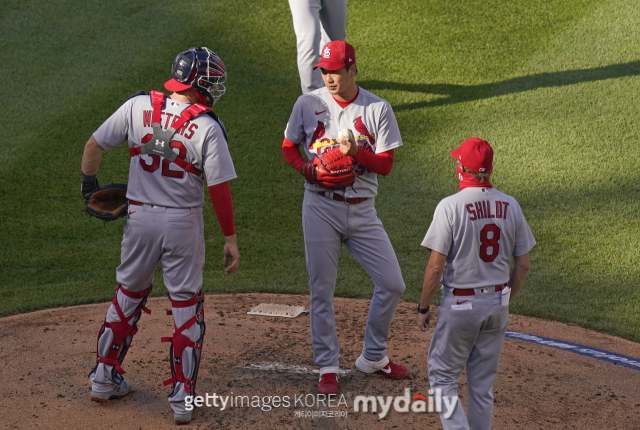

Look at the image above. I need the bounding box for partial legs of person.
[302,191,344,393]
[158,207,206,425]
[465,305,509,430]
[288,0,347,93]
[342,199,408,379]
[427,288,508,430]
[89,285,151,402]
[89,210,159,403]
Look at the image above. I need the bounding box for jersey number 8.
[479,224,501,263]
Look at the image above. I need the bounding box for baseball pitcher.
[282,40,409,395]
[81,47,240,425]
[418,137,535,430]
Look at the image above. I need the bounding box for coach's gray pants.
[428,286,510,430]
[288,0,347,94]
[302,191,405,368]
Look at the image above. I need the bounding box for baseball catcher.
[82,46,240,426]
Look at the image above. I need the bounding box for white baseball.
[338,128,354,141]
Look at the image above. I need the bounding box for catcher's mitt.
[84,183,128,222]
[310,147,355,188]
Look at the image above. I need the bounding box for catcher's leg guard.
[89,285,151,395]
[162,291,205,419]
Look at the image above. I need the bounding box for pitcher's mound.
[2,293,640,429]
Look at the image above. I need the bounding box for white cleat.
[90,380,131,403]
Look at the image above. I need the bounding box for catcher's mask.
[165,47,226,107]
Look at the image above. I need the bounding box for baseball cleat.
[355,354,410,380]
[317,373,339,395]
[374,360,410,380]
[90,380,131,403]
[174,413,192,425]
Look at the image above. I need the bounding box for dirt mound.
[1,293,639,429]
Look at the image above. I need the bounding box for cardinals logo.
[309,121,327,150]
[353,116,375,150]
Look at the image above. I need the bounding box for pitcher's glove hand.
[301,147,355,188]
[84,183,128,222]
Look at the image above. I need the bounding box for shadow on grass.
[360,60,640,111]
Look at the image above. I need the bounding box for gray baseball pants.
[428,286,510,430]
[288,0,348,94]
[302,190,405,368]
[91,204,205,416]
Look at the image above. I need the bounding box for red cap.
[451,137,494,173]
[164,78,192,92]
[313,40,356,71]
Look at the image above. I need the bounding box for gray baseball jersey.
[422,186,536,288]
[285,86,402,198]
[94,95,236,208]
[288,0,347,94]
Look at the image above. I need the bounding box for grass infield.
[1,0,639,341]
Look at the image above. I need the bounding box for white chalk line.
[241,362,351,376]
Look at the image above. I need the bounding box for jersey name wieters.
[285,87,402,198]
[93,95,236,208]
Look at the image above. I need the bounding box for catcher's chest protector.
[94,285,151,379]
[129,91,211,177]
[162,291,205,395]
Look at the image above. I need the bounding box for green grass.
[1,0,639,341]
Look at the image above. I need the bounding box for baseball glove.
[84,183,128,222]
[303,147,355,188]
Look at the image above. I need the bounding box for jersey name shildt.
[466,201,510,221]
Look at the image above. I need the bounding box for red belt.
[453,284,506,296]
[318,192,368,205]
[129,200,143,206]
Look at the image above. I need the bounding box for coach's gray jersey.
[284,86,402,198]
[422,187,535,288]
[94,95,236,208]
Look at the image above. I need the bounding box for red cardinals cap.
[313,40,356,71]
[450,137,494,173]
[164,78,192,92]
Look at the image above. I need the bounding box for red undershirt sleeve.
[354,148,394,176]
[282,138,306,173]
[208,182,235,236]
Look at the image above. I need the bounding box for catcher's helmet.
[165,47,226,107]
